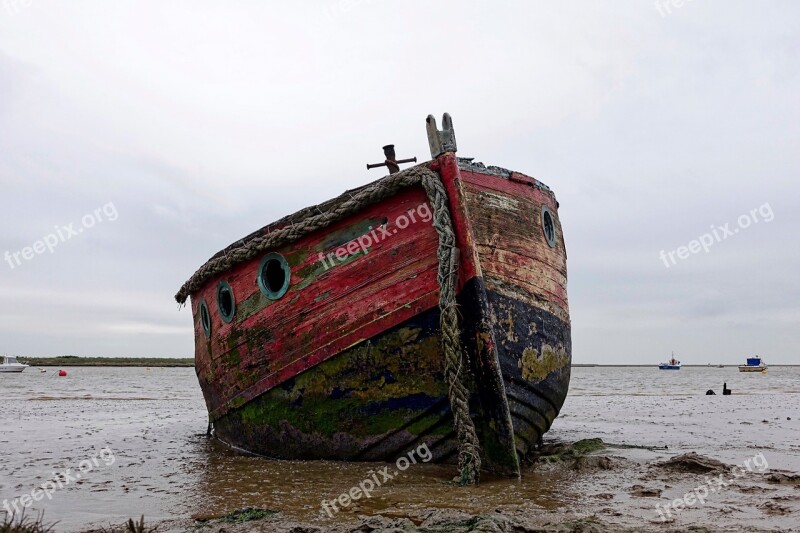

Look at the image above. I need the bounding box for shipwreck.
[176,114,571,481]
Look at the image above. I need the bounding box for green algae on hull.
[533,438,606,464]
[519,344,570,383]
[213,316,457,460]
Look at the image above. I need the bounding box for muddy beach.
[135,439,800,532]
[1,366,798,532]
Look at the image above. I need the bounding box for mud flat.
[3,367,797,532]
[105,439,799,532]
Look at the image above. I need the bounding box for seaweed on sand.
[0,511,55,533]
[532,438,606,464]
[524,438,615,472]
[653,452,729,474]
[96,515,157,533]
[220,508,278,524]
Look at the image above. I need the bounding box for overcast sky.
[1,1,797,364]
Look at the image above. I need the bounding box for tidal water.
[1,366,798,532]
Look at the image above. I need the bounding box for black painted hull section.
[485,287,571,458]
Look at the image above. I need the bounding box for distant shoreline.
[18,357,195,367]
[10,358,797,368]
[572,364,799,367]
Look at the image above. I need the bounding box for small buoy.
[706,389,716,395]
[58,370,67,377]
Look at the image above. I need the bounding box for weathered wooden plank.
[478,253,568,310]
[460,173,569,315]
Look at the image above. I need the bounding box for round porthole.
[216,281,236,323]
[199,300,211,338]
[541,206,557,248]
[258,253,290,300]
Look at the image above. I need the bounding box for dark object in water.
[706,389,716,395]
[175,114,571,479]
[723,382,732,395]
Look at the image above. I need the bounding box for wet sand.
[1,366,798,532]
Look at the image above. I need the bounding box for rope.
[175,164,481,483]
[420,174,482,485]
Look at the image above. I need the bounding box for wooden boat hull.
[211,277,570,467]
[180,119,570,476]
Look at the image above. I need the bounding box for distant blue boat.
[659,353,682,370]
[738,355,767,373]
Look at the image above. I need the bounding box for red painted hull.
[181,150,570,476]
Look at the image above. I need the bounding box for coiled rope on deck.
[175,164,481,484]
